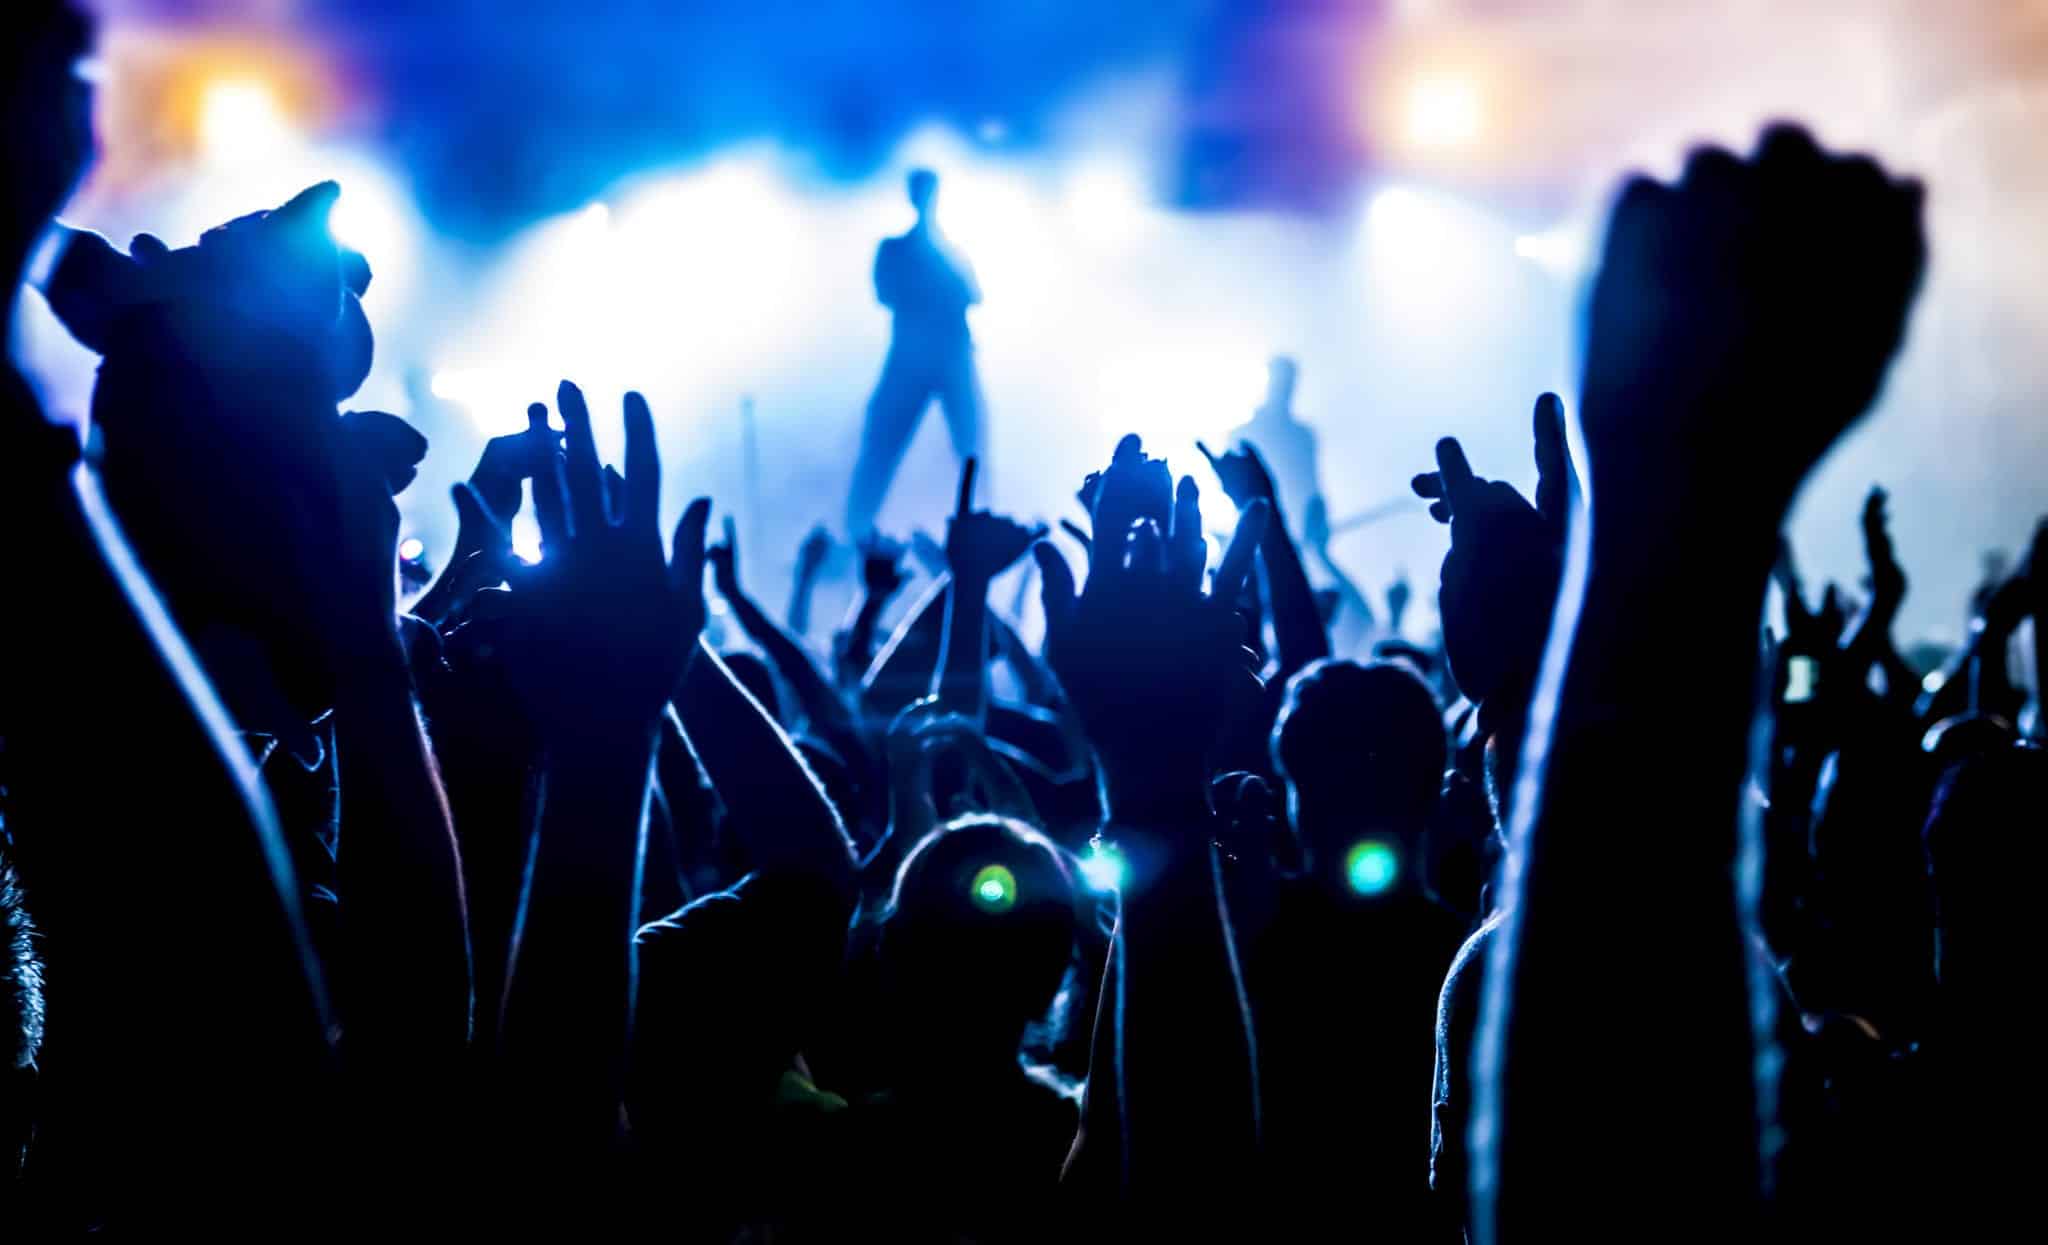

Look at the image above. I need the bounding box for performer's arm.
[873,240,897,309]
[959,254,982,306]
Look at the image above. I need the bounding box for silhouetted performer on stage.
[846,168,985,538]
[1229,355,1323,536]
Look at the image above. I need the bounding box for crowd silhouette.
[3,3,2045,1240]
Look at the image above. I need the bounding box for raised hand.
[470,402,563,526]
[860,534,908,599]
[708,515,742,600]
[1408,399,1570,708]
[1579,125,1925,545]
[502,380,711,740]
[1077,434,1174,571]
[943,457,1044,584]
[1857,487,1907,635]
[1035,448,1268,823]
[1198,439,1280,511]
[796,524,833,581]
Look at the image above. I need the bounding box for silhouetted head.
[1263,355,1298,413]
[880,816,1079,1057]
[907,167,940,219]
[1273,659,1446,893]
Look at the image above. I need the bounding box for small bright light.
[398,537,425,561]
[199,80,293,162]
[1066,164,1148,249]
[1080,839,1126,893]
[1403,73,1482,149]
[970,863,1018,913]
[1344,838,1400,897]
[511,521,542,565]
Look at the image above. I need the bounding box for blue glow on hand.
[1345,838,1399,897]
[1079,838,1125,893]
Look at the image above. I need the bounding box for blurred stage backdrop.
[15,0,2048,653]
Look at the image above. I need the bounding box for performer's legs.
[845,348,933,539]
[935,344,987,480]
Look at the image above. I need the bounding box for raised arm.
[787,523,832,637]
[1041,433,1269,1224]
[931,456,1041,725]
[321,417,472,1068]
[1471,128,1925,1241]
[836,535,909,690]
[1202,440,1328,683]
[496,381,713,1163]
[674,641,857,897]
[709,516,866,766]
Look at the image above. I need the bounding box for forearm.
[1262,524,1328,678]
[862,577,949,713]
[331,654,472,1053]
[732,587,861,741]
[838,591,889,686]
[676,639,856,892]
[1077,817,1260,1219]
[1481,524,1773,1239]
[498,730,655,1139]
[932,570,992,723]
[787,568,819,637]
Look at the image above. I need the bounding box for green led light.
[970,863,1017,913]
[1344,838,1400,897]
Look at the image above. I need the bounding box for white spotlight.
[1065,163,1148,248]
[1403,73,1481,150]
[199,80,292,162]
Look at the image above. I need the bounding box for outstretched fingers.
[557,380,606,536]
[622,391,661,535]
[670,497,713,598]
[957,455,980,517]
[1533,392,1576,533]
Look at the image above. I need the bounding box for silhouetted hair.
[1273,658,1447,829]
[886,815,1080,1024]
[1,853,43,1073]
